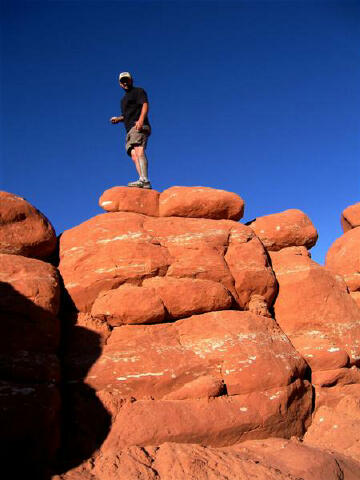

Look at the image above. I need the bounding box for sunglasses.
[120,78,131,84]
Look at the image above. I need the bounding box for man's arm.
[135,102,149,131]
[110,115,124,124]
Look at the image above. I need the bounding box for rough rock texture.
[99,186,160,216]
[159,186,245,220]
[64,310,311,456]
[59,212,276,314]
[3,185,360,479]
[341,202,360,232]
[0,253,61,474]
[142,277,232,319]
[91,284,166,325]
[53,438,360,480]
[304,384,360,462]
[248,209,318,251]
[270,247,360,378]
[0,191,57,258]
[326,227,360,307]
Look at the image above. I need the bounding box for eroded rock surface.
[0,191,57,259]
[59,212,276,314]
[248,209,318,251]
[53,438,360,480]
[0,253,61,474]
[341,202,360,232]
[159,186,245,220]
[99,186,160,216]
[326,227,360,308]
[270,247,360,380]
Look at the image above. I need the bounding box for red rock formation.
[159,186,245,220]
[59,212,276,314]
[99,186,160,216]
[2,186,360,479]
[326,227,360,308]
[53,438,360,480]
[248,209,318,251]
[341,202,360,232]
[270,247,360,381]
[0,253,61,475]
[0,191,57,259]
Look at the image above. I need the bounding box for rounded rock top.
[341,202,360,233]
[248,208,318,252]
[0,191,57,259]
[99,185,245,221]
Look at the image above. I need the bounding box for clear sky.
[1,0,359,264]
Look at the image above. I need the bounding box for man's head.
[119,72,133,90]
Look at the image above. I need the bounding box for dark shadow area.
[0,277,111,479]
[52,281,112,475]
[0,281,60,480]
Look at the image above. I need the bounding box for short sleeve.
[136,88,148,104]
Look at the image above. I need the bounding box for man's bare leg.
[134,146,149,181]
[130,148,141,177]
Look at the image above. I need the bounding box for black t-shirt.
[121,86,150,132]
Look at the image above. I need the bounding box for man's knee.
[130,148,137,161]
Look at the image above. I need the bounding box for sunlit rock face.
[326,226,360,309]
[0,191,57,259]
[270,247,360,376]
[247,208,318,252]
[3,186,360,479]
[341,202,360,232]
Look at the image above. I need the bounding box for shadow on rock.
[0,281,60,480]
[53,286,112,474]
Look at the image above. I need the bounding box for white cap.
[119,72,132,83]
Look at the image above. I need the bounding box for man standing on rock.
[110,72,152,189]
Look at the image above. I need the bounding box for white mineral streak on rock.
[116,371,165,381]
[101,201,113,206]
[327,347,340,352]
[276,226,281,231]
[239,407,248,412]
[97,232,145,244]
[275,265,312,276]
[65,282,79,289]
[95,264,145,274]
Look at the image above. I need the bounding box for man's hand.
[135,119,143,131]
[110,116,123,124]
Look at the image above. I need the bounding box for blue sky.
[1,0,359,264]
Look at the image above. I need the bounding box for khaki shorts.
[125,125,151,156]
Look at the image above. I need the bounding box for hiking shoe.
[141,180,152,189]
[127,179,144,188]
[127,179,152,189]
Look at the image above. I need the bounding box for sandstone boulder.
[0,191,57,258]
[59,212,171,312]
[91,285,166,325]
[54,438,360,480]
[341,202,360,232]
[99,186,160,216]
[326,227,360,305]
[142,277,232,319]
[0,253,60,355]
[85,310,307,400]
[304,387,360,462]
[64,310,312,451]
[59,213,276,314]
[159,186,245,220]
[102,380,311,451]
[248,209,318,251]
[270,247,360,374]
[0,253,61,474]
